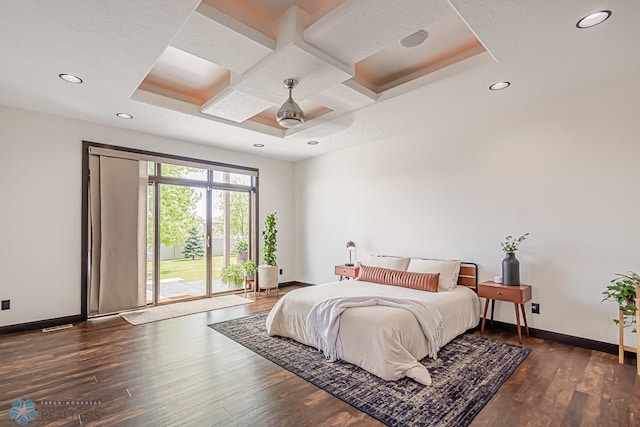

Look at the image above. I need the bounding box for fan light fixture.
[276,78,304,128]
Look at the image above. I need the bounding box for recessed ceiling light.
[116,113,133,119]
[576,10,611,29]
[307,141,319,145]
[59,73,83,84]
[489,81,510,91]
[400,30,428,48]
[253,144,264,148]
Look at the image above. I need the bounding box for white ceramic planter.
[258,265,279,290]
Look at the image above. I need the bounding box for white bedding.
[266,280,480,385]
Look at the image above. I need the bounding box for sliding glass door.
[83,142,259,319]
[146,164,256,305]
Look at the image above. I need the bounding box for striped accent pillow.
[358,265,440,292]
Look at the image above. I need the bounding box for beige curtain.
[89,155,147,314]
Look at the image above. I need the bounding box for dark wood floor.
[1,286,639,426]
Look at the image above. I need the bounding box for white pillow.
[363,255,411,271]
[407,259,461,291]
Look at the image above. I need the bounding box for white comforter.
[266,280,480,385]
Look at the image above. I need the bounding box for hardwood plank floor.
[1,286,638,426]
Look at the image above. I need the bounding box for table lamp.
[346,241,356,266]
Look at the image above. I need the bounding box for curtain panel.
[89,155,147,314]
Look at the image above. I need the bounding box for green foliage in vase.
[602,271,640,332]
[500,233,530,253]
[262,212,277,266]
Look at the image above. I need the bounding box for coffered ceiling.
[0,1,638,161]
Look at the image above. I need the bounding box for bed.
[266,257,480,385]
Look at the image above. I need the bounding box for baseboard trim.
[487,319,631,358]
[279,281,313,287]
[0,315,83,335]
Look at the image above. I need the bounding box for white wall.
[294,75,640,345]
[0,105,294,327]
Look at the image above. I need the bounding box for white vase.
[258,265,279,290]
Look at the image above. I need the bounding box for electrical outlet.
[279,269,283,275]
[1,300,10,310]
[531,303,540,314]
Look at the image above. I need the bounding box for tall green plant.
[262,212,277,266]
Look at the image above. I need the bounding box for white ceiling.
[0,1,638,162]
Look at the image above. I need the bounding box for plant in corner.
[602,271,640,332]
[262,213,277,267]
[500,232,530,286]
[258,212,279,291]
[221,263,245,287]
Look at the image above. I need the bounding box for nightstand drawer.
[335,265,359,278]
[478,283,531,303]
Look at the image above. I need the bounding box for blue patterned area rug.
[209,312,530,427]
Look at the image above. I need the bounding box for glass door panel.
[158,184,207,302]
[211,189,250,294]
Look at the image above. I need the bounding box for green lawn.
[147,256,238,281]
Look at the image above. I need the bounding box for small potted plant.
[233,238,249,264]
[243,259,257,281]
[500,232,529,285]
[602,271,640,332]
[221,263,244,287]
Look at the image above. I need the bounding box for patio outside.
[147,256,246,302]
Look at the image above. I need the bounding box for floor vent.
[42,324,73,333]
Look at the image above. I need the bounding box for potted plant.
[233,238,249,264]
[243,259,257,281]
[602,272,640,332]
[258,212,278,292]
[500,232,529,285]
[221,263,244,287]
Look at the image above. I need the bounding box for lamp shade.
[346,241,356,250]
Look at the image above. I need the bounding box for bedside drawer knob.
[497,292,503,295]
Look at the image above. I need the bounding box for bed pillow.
[406,259,461,291]
[358,265,440,292]
[363,255,411,271]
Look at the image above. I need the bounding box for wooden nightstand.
[479,281,532,344]
[335,265,360,281]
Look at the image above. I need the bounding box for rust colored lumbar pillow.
[358,265,440,292]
